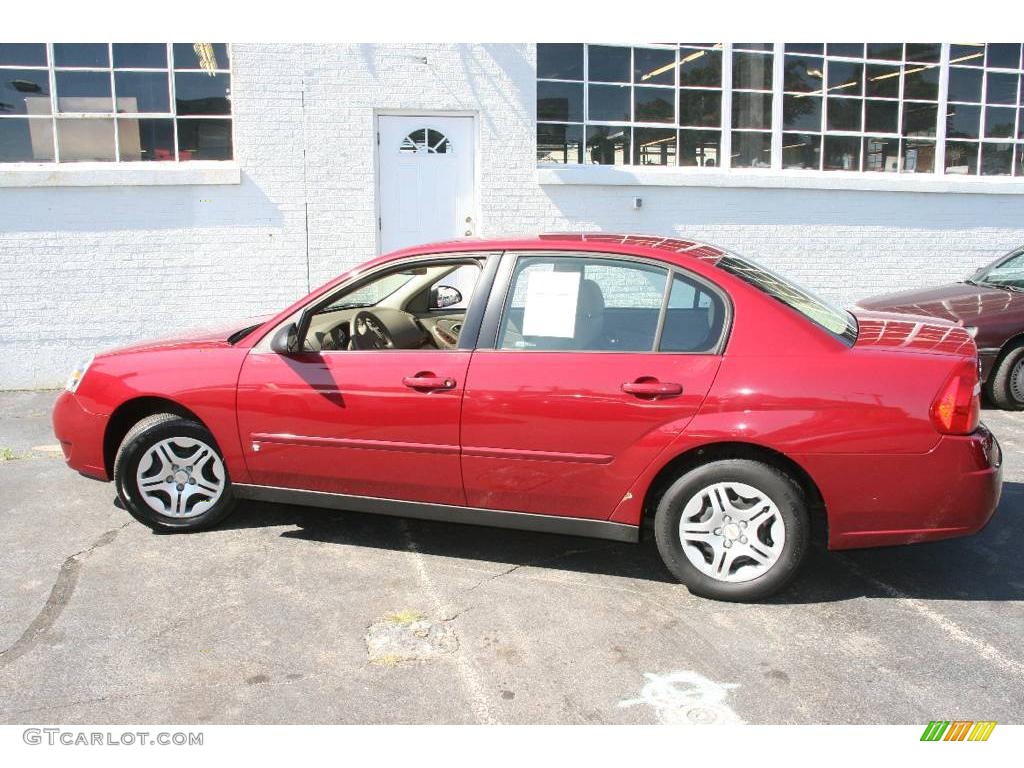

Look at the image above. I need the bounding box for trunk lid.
[851,308,976,358]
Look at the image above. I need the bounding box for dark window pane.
[1017,145,1024,176]
[585,125,629,165]
[54,43,109,68]
[587,83,629,122]
[731,131,771,168]
[0,69,51,115]
[903,65,939,101]
[588,45,629,83]
[117,117,174,161]
[785,44,823,55]
[947,104,981,139]
[634,48,675,85]
[538,80,583,122]
[0,43,47,67]
[986,44,1021,70]
[827,44,864,58]
[678,129,720,167]
[902,102,937,137]
[537,123,582,164]
[984,106,1015,138]
[678,48,720,87]
[947,67,983,103]
[735,43,772,52]
[826,60,862,96]
[986,72,1018,105]
[679,89,720,127]
[113,43,167,69]
[55,71,112,112]
[902,138,934,173]
[57,118,115,161]
[950,44,985,67]
[633,128,676,165]
[863,136,899,172]
[981,143,1014,175]
[865,64,900,97]
[905,43,940,63]
[783,94,821,131]
[866,43,902,61]
[823,135,861,170]
[864,99,898,133]
[783,55,824,93]
[945,140,978,174]
[1020,109,1024,140]
[827,97,862,131]
[176,118,232,160]
[172,43,230,71]
[174,72,231,115]
[0,117,54,161]
[114,72,170,113]
[733,92,771,129]
[781,132,820,170]
[634,87,674,123]
[733,52,773,90]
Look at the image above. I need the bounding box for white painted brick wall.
[3,42,1024,389]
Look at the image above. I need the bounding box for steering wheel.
[352,310,396,350]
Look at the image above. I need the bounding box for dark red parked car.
[53,234,1002,601]
[859,246,1024,410]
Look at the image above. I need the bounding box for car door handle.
[402,372,456,391]
[622,379,683,398]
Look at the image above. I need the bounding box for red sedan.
[53,234,1003,601]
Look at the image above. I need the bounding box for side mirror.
[430,285,463,310]
[270,323,298,355]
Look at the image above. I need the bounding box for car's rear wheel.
[113,413,237,532]
[653,459,809,602]
[987,341,1024,410]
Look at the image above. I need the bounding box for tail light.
[930,360,980,435]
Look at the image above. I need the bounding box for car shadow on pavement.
[212,481,1024,605]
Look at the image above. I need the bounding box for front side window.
[0,42,232,163]
[497,255,726,353]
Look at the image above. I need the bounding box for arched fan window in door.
[399,128,452,154]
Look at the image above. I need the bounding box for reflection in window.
[399,128,451,154]
[0,42,233,163]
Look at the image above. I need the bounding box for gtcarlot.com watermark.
[23,728,203,746]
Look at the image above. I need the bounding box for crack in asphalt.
[0,522,131,668]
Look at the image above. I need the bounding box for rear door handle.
[402,372,456,391]
[622,379,683,398]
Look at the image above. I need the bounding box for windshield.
[716,253,858,344]
[976,248,1024,291]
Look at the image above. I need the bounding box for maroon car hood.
[857,281,1015,325]
[97,315,272,356]
[850,308,976,357]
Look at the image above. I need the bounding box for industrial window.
[537,43,1024,178]
[0,43,232,163]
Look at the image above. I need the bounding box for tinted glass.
[986,72,1018,105]
[863,136,899,171]
[901,138,935,173]
[905,43,940,63]
[902,103,937,137]
[733,52,773,90]
[783,94,821,131]
[57,118,115,161]
[113,43,167,69]
[537,123,582,164]
[946,104,981,139]
[826,60,862,96]
[731,131,771,168]
[786,44,823,55]
[678,129,720,167]
[117,117,174,161]
[537,43,582,80]
[986,43,1021,70]
[864,99,898,133]
[678,48,720,87]
[947,67,983,103]
[586,125,629,164]
[176,118,232,160]
[0,69,51,115]
[0,43,47,67]
[866,43,902,61]
[633,128,676,165]
[827,98,861,131]
[55,71,112,112]
[781,133,820,169]
[981,143,1013,175]
[827,43,864,58]
[0,117,54,161]
[174,72,231,115]
[903,65,939,101]
[984,106,1015,138]
[587,83,628,122]
[679,89,720,127]
[172,43,230,71]
[823,135,861,170]
[53,43,109,68]
[865,64,900,97]
[114,71,170,113]
[633,48,675,85]
[634,87,674,122]
[950,44,985,66]
[733,92,772,129]
[538,80,583,122]
[588,45,629,83]
[784,55,824,93]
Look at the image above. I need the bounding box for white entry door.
[377,115,476,254]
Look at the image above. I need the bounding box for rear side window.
[716,253,858,344]
[497,254,726,353]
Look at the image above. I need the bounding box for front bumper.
[52,390,109,480]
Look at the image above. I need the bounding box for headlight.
[964,326,979,338]
[65,355,94,393]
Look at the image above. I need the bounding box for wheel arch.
[988,332,1024,376]
[103,396,208,478]
[640,441,828,540]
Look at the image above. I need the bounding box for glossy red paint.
[53,234,1003,551]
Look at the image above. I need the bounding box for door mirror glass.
[270,323,298,355]
[430,285,463,310]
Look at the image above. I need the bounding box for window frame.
[480,250,733,355]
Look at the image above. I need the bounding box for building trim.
[0,161,242,188]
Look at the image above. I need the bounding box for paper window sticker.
[520,270,581,338]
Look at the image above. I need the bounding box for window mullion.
[110,43,120,162]
[935,43,950,175]
[169,42,180,162]
[721,44,733,170]
[47,43,59,162]
[770,42,783,169]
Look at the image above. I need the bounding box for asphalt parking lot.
[1,389,1022,725]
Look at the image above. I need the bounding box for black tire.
[653,459,809,602]
[113,412,237,532]
[987,341,1024,410]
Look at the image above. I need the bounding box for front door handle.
[622,378,683,399]
[402,372,456,391]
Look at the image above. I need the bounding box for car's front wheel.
[654,459,809,602]
[987,341,1024,410]
[113,413,237,532]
